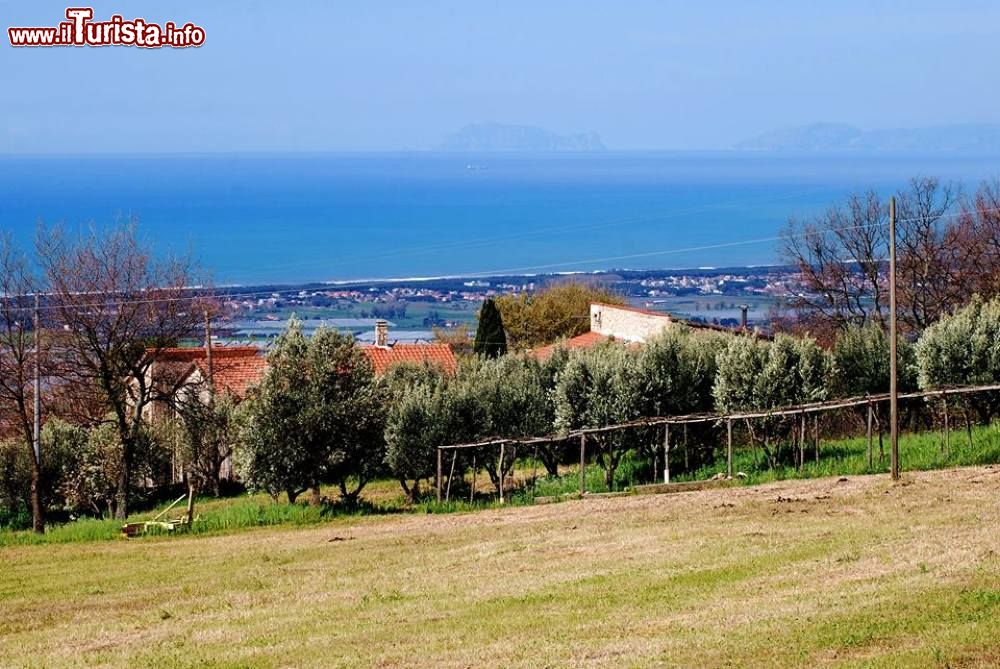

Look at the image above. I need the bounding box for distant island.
[438,122,606,152]
[736,122,1000,153]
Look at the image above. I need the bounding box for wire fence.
[435,382,1000,502]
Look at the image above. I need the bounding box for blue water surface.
[1,152,997,284]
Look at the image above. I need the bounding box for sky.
[2,0,1000,153]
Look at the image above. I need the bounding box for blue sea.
[2,152,998,284]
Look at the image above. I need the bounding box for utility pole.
[889,196,900,480]
[32,293,42,534]
[204,310,215,398]
[187,309,217,524]
[32,293,41,465]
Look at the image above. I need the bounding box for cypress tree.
[474,298,507,358]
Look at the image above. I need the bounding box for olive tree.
[636,327,726,416]
[456,354,550,491]
[916,297,1000,427]
[534,346,572,476]
[916,297,1000,389]
[238,320,385,504]
[171,393,241,497]
[56,421,125,518]
[830,323,917,397]
[383,364,448,501]
[633,327,727,470]
[714,334,830,466]
[553,344,643,490]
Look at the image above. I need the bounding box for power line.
[7,203,1000,315]
[240,187,830,274]
[452,220,888,278]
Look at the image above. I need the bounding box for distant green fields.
[261,300,479,329]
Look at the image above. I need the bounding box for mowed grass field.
[2,467,999,669]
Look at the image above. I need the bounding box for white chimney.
[375,319,389,347]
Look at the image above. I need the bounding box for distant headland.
[736,122,1000,154]
[438,122,606,152]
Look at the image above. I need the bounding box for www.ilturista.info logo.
[8,8,205,48]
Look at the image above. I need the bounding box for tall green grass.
[677,420,1000,486]
[5,422,999,547]
[0,495,377,547]
[499,421,1000,502]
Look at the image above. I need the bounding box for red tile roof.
[361,343,458,376]
[195,355,268,398]
[532,331,614,361]
[149,346,267,399]
[149,343,457,398]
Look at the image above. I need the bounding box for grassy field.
[2,466,998,668]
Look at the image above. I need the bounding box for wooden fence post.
[470,454,477,504]
[964,399,973,450]
[683,423,689,471]
[866,401,874,469]
[445,450,458,503]
[942,392,950,455]
[663,423,671,484]
[531,443,539,493]
[579,433,586,497]
[436,447,443,503]
[799,412,806,470]
[813,414,820,465]
[726,418,733,479]
[498,441,506,505]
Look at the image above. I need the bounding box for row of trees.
[7,291,995,527]
[232,295,1000,503]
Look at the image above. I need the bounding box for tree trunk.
[30,458,43,534]
[115,445,133,519]
[398,479,419,503]
[603,440,619,491]
[339,479,364,506]
[309,485,322,506]
[538,444,560,478]
[185,478,196,525]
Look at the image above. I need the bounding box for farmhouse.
[142,345,266,422]
[141,322,456,484]
[531,302,676,360]
[144,320,456,416]
[532,302,759,360]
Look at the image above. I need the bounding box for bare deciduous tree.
[781,177,990,338]
[957,178,1000,297]
[36,223,207,519]
[0,234,46,532]
[781,191,888,339]
[894,177,962,332]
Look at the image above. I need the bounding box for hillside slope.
[2,467,998,668]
